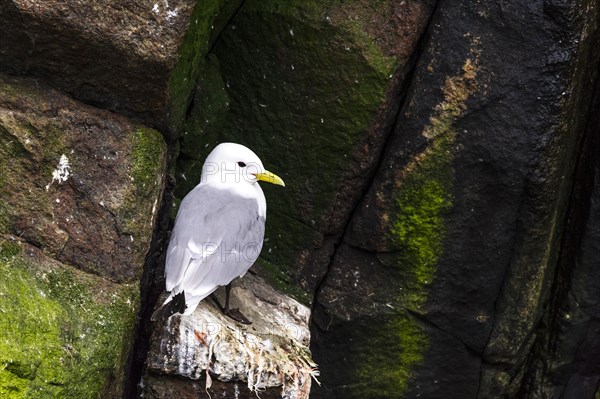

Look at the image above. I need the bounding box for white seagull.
[151,143,285,324]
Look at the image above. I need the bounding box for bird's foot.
[224,308,252,325]
[209,294,252,325]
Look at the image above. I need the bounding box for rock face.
[2,0,600,398]
[162,2,437,392]
[165,0,600,398]
[310,1,600,398]
[526,43,600,398]
[0,74,166,397]
[0,0,241,133]
[0,75,165,282]
[143,273,317,399]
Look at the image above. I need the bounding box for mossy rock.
[166,0,244,134]
[312,43,481,397]
[0,239,138,398]
[0,74,167,283]
[176,0,406,300]
[354,313,427,398]
[0,74,166,397]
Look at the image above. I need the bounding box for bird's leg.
[224,282,232,311]
[209,293,225,312]
[222,283,252,325]
[209,284,252,324]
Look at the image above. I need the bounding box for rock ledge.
[144,273,318,399]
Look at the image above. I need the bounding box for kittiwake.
[151,142,285,324]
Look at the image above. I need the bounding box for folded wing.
[164,185,266,311]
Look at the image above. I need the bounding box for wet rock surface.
[524,39,600,398]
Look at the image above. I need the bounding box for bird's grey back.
[165,184,266,295]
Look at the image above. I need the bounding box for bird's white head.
[200,143,285,193]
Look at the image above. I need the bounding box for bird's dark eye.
[237,161,247,167]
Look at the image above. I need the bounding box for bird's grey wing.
[182,194,265,298]
[165,185,265,298]
[165,185,220,291]
[164,232,194,292]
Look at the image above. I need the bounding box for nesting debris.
[145,273,319,398]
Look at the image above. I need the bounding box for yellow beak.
[255,170,285,187]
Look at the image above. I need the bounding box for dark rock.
[521,35,600,398]
[311,0,600,398]
[0,0,242,133]
[0,74,167,283]
[3,0,599,397]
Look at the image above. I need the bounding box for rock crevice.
[310,0,444,327]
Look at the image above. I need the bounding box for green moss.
[339,18,396,76]
[131,127,166,195]
[167,0,243,133]
[120,127,166,272]
[124,126,166,240]
[351,134,454,398]
[0,240,21,259]
[392,134,454,308]
[352,55,481,397]
[0,244,138,398]
[352,314,427,398]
